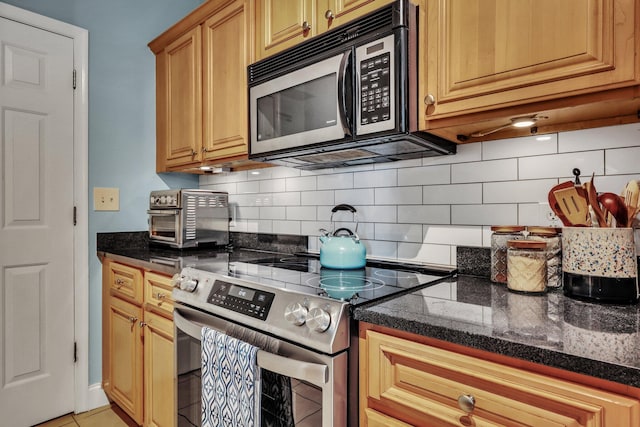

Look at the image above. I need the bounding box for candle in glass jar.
[507,240,547,293]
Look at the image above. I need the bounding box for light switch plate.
[94,187,120,211]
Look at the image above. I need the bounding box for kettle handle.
[332,204,356,213]
[334,227,360,242]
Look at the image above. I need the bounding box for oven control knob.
[285,302,308,326]
[171,273,198,292]
[306,307,331,333]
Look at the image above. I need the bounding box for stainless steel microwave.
[248,0,455,170]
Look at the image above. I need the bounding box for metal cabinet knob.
[302,21,311,32]
[128,316,138,324]
[457,394,476,413]
[424,93,435,105]
[154,292,166,300]
[325,10,334,20]
[139,321,147,328]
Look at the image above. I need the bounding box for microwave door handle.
[174,310,328,387]
[338,50,352,136]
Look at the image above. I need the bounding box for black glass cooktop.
[224,253,456,307]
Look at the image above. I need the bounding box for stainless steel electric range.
[172,252,456,427]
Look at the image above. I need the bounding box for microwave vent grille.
[249,3,395,83]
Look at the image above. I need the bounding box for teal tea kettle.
[319,204,366,269]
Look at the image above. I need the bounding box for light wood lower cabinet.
[360,326,640,427]
[103,260,175,427]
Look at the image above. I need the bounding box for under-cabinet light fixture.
[469,115,548,138]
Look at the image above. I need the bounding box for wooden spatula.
[547,181,573,226]
[553,186,590,226]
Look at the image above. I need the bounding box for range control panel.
[207,279,275,320]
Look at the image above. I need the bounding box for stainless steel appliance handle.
[174,310,329,387]
[337,50,352,136]
[147,209,181,215]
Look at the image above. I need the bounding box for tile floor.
[34,404,137,427]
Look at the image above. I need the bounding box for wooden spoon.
[585,176,607,227]
[598,192,628,228]
[622,180,639,227]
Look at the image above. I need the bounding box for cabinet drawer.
[108,262,143,304]
[144,271,174,318]
[362,330,640,426]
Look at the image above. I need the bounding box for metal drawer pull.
[154,292,166,300]
[115,278,125,288]
[302,21,311,32]
[457,394,475,413]
[128,316,137,324]
[174,311,328,387]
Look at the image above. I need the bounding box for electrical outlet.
[537,202,559,226]
[94,187,120,211]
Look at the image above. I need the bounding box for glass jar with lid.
[527,226,562,288]
[507,239,548,294]
[490,226,525,283]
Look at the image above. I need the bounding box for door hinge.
[73,69,77,90]
[73,206,77,226]
[74,341,77,363]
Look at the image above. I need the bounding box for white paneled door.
[0,16,75,426]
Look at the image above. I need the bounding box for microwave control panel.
[356,33,395,135]
[359,52,391,125]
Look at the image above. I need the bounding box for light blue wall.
[2,0,202,384]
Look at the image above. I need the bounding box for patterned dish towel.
[201,327,260,427]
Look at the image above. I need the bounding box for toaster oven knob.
[306,307,330,333]
[284,302,308,326]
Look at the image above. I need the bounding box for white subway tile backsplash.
[451,204,517,226]
[301,190,335,206]
[286,176,317,192]
[484,179,557,203]
[286,206,316,221]
[397,205,450,224]
[483,134,558,160]
[397,164,450,186]
[423,225,483,246]
[259,178,286,193]
[560,122,640,152]
[317,173,353,190]
[335,188,375,205]
[375,186,422,205]
[452,158,517,183]
[199,124,640,257]
[357,205,397,223]
[271,192,301,206]
[605,147,640,175]
[518,151,603,180]
[423,183,482,204]
[354,169,397,188]
[375,223,423,242]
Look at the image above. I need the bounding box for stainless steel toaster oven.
[148,189,229,248]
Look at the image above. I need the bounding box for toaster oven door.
[148,209,182,246]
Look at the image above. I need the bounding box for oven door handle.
[174,310,329,387]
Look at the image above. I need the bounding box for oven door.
[148,209,181,246]
[174,305,347,427]
[249,51,353,157]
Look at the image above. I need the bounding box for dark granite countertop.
[354,274,640,388]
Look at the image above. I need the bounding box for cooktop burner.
[225,253,456,306]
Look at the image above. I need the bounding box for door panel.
[0,16,75,427]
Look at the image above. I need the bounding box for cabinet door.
[143,310,175,427]
[144,271,174,319]
[361,330,640,426]
[202,0,250,163]
[108,261,143,305]
[157,26,202,169]
[318,0,393,32]
[255,0,314,60]
[108,297,143,425]
[423,0,639,121]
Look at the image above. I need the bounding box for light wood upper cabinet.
[158,27,202,169]
[255,0,313,60]
[203,3,249,162]
[255,0,393,61]
[318,0,393,33]
[360,327,640,427]
[419,0,640,141]
[150,0,259,173]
